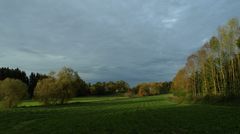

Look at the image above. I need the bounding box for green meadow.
[1,94,240,134]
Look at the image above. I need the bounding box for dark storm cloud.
[0,0,240,85]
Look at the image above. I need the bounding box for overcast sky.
[0,0,240,85]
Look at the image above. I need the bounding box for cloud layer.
[0,0,240,85]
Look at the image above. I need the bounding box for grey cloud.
[0,54,5,58]
[0,0,240,86]
[18,48,42,56]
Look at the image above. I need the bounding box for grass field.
[1,94,240,134]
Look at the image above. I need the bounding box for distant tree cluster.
[0,67,29,85]
[0,67,133,107]
[89,80,130,96]
[172,18,240,101]
[133,82,171,96]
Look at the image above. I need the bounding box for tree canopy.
[35,67,83,105]
[172,18,240,101]
[0,78,28,108]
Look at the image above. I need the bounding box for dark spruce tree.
[0,67,29,85]
[28,73,48,99]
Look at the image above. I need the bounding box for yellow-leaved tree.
[0,78,28,108]
[34,67,81,105]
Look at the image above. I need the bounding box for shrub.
[0,78,28,108]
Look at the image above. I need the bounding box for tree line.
[0,67,171,108]
[133,82,171,96]
[172,18,240,101]
[0,67,130,107]
[0,67,48,99]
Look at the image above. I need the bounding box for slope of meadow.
[0,95,240,134]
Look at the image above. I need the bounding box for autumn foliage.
[134,82,171,96]
[34,67,81,105]
[172,18,240,101]
[0,78,28,108]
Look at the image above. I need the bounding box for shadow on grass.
[8,102,240,134]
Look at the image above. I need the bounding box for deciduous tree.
[0,78,28,108]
